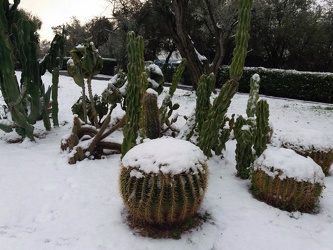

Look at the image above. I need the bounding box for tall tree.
[152,0,238,89]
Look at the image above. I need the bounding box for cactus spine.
[122,32,146,157]
[143,90,160,139]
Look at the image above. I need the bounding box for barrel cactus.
[251,147,325,212]
[119,137,208,225]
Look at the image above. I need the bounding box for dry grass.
[251,170,324,213]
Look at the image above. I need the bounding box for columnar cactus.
[198,79,238,157]
[143,90,160,139]
[196,73,215,133]
[122,32,146,157]
[0,1,49,140]
[229,0,253,81]
[246,74,260,118]
[197,0,253,157]
[119,138,208,225]
[254,99,269,157]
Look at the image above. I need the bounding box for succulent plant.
[119,137,208,225]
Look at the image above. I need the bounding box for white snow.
[252,73,260,82]
[0,71,332,250]
[145,88,158,96]
[122,137,207,175]
[280,129,333,152]
[254,147,325,184]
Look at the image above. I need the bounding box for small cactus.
[254,99,269,157]
[143,90,160,139]
[119,138,208,225]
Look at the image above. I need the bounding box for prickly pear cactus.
[143,90,160,139]
[119,138,208,225]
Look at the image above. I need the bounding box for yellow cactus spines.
[119,138,208,225]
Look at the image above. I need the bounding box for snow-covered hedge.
[218,66,333,104]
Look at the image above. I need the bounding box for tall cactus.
[198,79,238,157]
[122,32,146,157]
[254,99,269,157]
[229,0,253,81]
[197,0,253,157]
[143,90,160,139]
[0,0,44,140]
[41,30,66,127]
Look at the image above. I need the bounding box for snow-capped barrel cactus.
[119,138,208,225]
[281,129,333,175]
[143,89,160,139]
[251,147,325,212]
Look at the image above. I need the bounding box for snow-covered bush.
[119,137,208,225]
[281,129,333,176]
[251,147,325,212]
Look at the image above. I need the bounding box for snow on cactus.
[251,147,325,213]
[119,137,208,225]
[280,129,333,175]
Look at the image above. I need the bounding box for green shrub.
[217,66,333,103]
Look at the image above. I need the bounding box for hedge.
[217,66,333,104]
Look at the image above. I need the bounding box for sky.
[19,0,112,41]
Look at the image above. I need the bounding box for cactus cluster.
[234,75,270,179]
[119,138,208,225]
[67,39,104,127]
[0,1,65,140]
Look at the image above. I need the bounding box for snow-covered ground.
[0,72,332,250]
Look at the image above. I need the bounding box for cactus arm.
[51,67,59,126]
[198,79,238,157]
[229,0,253,81]
[254,99,269,156]
[196,73,215,133]
[122,32,145,157]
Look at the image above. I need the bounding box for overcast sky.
[19,0,111,41]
